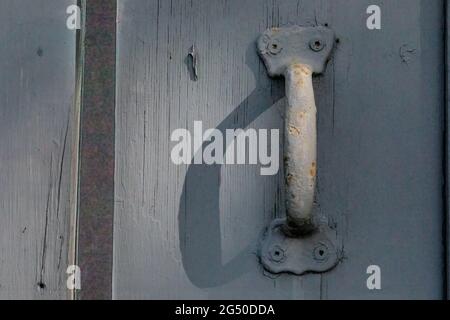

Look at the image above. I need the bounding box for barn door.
[113,0,445,299]
[0,0,445,300]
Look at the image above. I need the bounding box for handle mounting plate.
[259,219,339,275]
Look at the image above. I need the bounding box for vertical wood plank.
[115,0,325,299]
[0,0,78,299]
[320,0,444,299]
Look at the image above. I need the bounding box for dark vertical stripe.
[77,0,116,300]
[446,0,449,300]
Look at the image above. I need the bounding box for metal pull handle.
[256,26,339,275]
[283,63,317,236]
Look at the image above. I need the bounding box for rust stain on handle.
[283,63,317,235]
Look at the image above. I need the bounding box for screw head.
[268,40,282,55]
[313,244,329,262]
[309,39,325,52]
[269,245,286,263]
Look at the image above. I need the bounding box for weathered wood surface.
[114,0,444,299]
[0,0,77,299]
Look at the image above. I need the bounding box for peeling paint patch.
[292,63,312,76]
[288,124,301,136]
[297,111,307,121]
[399,44,416,64]
[188,44,199,81]
[309,162,317,177]
[286,173,294,185]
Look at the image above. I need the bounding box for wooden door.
[113,0,445,299]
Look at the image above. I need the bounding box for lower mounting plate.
[258,218,339,275]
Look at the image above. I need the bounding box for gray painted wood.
[0,0,78,299]
[115,0,444,299]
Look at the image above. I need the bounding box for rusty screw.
[269,245,286,263]
[309,39,325,52]
[313,244,329,262]
[268,40,282,55]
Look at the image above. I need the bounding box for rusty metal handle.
[257,26,334,237]
[256,26,339,275]
[282,64,317,235]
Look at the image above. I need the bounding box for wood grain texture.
[0,0,78,299]
[317,0,444,299]
[115,0,444,299]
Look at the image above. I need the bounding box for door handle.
[256,26,339,275]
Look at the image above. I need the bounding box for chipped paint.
[288,124,301,136]
[399,44,416,64]
[188,44,199,81]
[309,162,317,177]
